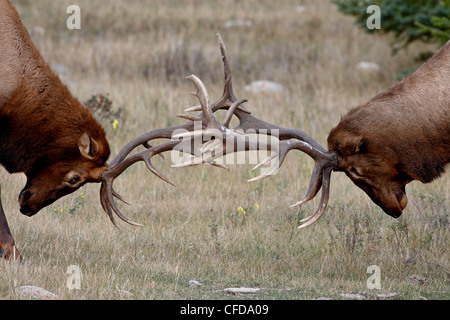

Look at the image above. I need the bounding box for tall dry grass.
[0,0,448,299]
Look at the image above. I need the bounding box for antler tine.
[249,138,337,213]
[186,75,214,125]
[208,33,250,114]
[100,183,119,228]
[104,176,144,227]
[100,138,183,227]
[216,33,237,103]
[173,75,224,141]
[290,162,323,208]
[297,166,333,229]
[223,99,248,128]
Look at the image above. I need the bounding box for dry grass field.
[0,0,448,300]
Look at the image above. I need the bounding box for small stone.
[356,61,381,76]
[340,293,366,300]
[296,6,306,13]
[375,293,399,300]
[224,20,253,29]
[189,280,203,288]
[408,275,428,285]
[244,80,285,96]
[224,287,261,294]
[15,286,59,300]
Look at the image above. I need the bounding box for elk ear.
[78,133,99,160]
[353,136,366,153]
[340,134,366,154]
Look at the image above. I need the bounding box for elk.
[0,0,112,259]
[0,0,225,260]
[172,36,450,228]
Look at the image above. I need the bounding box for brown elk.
[0,0,112,259]
[0,0,225,260]
[173,36,450,228]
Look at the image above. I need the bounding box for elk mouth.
[392,189,408,216]
[349,178,408,219]
[19,206,36,217]
[378,187,408,219]
[18,189,58,217]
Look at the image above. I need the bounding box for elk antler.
[175,33,338,228]
[100,126,183,227]
[100,119,236,227]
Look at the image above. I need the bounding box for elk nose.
[18,189,36,216]
[19,206,35,216]
[19,189,33,205]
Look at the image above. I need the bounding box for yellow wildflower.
[112,119,119,130]
[237,206,246,215]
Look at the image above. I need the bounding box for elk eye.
[350,167,360,176]
[68,175,80,185]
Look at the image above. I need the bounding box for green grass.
[0,0,448,300]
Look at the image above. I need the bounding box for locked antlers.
[99,33,338,229]
[175,33,338,228]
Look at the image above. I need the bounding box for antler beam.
[176,33,338,228]
[99,33,337,229]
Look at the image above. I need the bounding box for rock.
[15,286,59,300]
[356,61,381,76]
[409,275,428,285]
[340,293,366,300]
[374,293,399,300]
[295,6,306,13]
[189,280,203,288]
[313,297,333,300]
[224,287,261,294]
[244,80,285,96]
[224,20,253,29]
[341,292,399,300]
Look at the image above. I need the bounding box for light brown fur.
[328,41,450,217]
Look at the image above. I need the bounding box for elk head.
[327,124,410,218]
[19,132,110,216]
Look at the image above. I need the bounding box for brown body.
[328,41,450,218]
[0,0,110,259]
